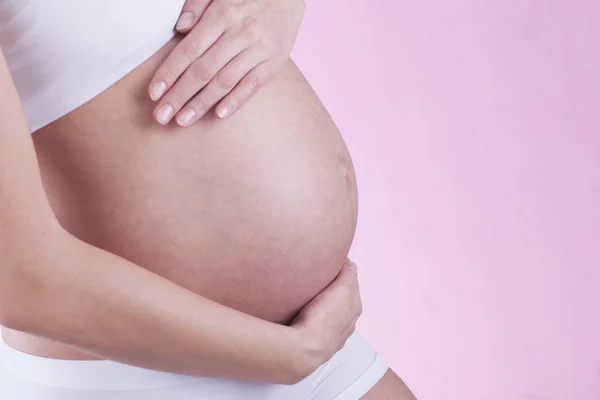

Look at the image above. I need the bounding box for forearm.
[2,229,317,384]
[0,48,318,385]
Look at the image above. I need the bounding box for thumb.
[176,0,212,32]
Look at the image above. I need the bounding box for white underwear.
[0,331,387,399]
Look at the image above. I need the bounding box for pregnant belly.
[3,39,358,359]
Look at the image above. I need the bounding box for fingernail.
[176,12,195,31]
[348,262,358,273]
[217,103,231,119]
[150,81,167,101]
[156,104,174,125]
[177,109,197,126]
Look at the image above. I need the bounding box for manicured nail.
[177,109,197,126]
[150,81,167,101]
[176,12,195,31]
[217,103,232,118]
[156,104,174,125]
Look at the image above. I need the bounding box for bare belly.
[1,38,358,359]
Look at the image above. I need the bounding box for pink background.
[293,1,600,399]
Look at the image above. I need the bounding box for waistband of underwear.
[0,333,200,391]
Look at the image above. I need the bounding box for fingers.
[148,9,225,102]
[341,261,363,316]
[215,61,274,119]
[176,0,212,32]
[153,34,250,126]
[176,54,268,126]
[324,261,362,350]
[347,260,358,274]
[317,260,362,319]
[149,0,304,126]
[289,259,362,359]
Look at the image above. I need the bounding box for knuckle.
[156,61,183,86]
[260,39,284,57]
[190,97,210,114]
[215,71,237,89]
[222,5,241,23]
[241,18,261,42]
[246,73,262,92]
[156,70,176,87]
[162,92,184,109]
[183,41,203,59]
[192,62,213,81]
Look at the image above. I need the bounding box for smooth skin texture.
[149,3,418,396]
[363,370,417,399]
[149,0,305,125]
[2,1,417,396]
[6,39,361,362]
[0,47,362,384]
[148,1,418,396]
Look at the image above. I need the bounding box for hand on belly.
[33,54,358,324]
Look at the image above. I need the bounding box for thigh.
[361,369,417,400]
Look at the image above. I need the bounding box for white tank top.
[0,0,186,132]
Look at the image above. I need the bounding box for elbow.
[0,260,47,332]
[0,286,29,332]
[0,228,68,333]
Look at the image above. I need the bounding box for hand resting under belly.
[30,38,359,329]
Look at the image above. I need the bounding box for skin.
[364,370,418,399]
[155,2,418,395]
[0,0,417,395]
[0,43,361,384]
[150,0,305,124]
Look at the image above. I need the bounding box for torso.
[1,37,358,359]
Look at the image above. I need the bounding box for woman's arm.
[0,48,361,384]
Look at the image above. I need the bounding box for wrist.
[280,325,326,384]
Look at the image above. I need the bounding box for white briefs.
[0,331,388,399]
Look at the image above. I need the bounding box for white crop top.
[0,0,186,133]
